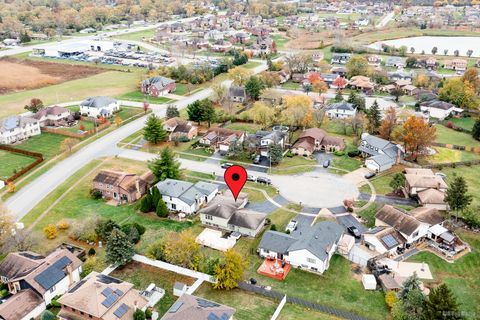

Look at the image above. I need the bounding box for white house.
[252,130,286,157]
[0,116,41,145]
[258,221,344,274]
[155,179,218,215]
[420,100,463,120]
[326,101,357,119]
[0,249,83,320]
[359,133,403,172]
[80,96,119,118]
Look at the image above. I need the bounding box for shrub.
[334,150,345,156]
[133,309,146,320]
[347,149,361,157]
[139,193,154,213]
[43,224,58,239]
[0,289,8,297]
[88,247,96,256]
[146,239,166,260]
[57,219,70,230]
[270,224,277,231]
[285,151,294,157]
[145,308,153,319]
[446,121,453,129]
[49,299,61,308]
[177,136,190,143]
[69,217,99,243]
[90,189,102,200]
[156,199,169,217]
[385,291,398,309]
[95,219,120,240]
[41,310,56,320]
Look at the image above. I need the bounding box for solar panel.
[113,303,129,318]
[220,313,230,320]
[168,301,184,313]
[101,294,118,308]
[114,289,124,296]
[34,256,72,290]
[382,234,399,248]
[102,287,113,297]
[207,313,220,320]
[68,279,86,293]
[197,298,221,308]
[96,274,123,284]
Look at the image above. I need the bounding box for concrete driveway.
[290,214,315,237]
[314,152,333,172]
[336,214,368,242]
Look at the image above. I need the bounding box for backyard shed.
[362,274,377,290]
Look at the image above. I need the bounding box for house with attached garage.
[404,168,448,210]
[326,101,357,119]
[385,56,406,68]
[57,272,149,320]
[32,106,73,128]
[0,248,82,320]
[250,130,286,157]
[199,127,245,154]
[92,169,154,203]
[0,115,41,145]
[257,221,344,274]
[200,191,266,237]
[163,117,198,141]
[291,128,345,156]
[141,76,176,97]
[80,96,119,118]
[155,179,218,215]
[358,133,403,172]
[331,53,352,64]
[420,100,463,120]
[228,86,247,103]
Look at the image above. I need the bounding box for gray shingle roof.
[369,154,395,166]
[80,96,117,109]
[142,76,175,90]
[155,179,218,205]
[328,101,356,111]
[0,116,38,133]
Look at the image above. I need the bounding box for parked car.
[257,176,271,185]
[253,155,261,164]
[285,220,298,233]
[347,226,361,239]
[323,160,330,168]
[364,172,376,179]
[221,162,233,169]
[247,174,257,182]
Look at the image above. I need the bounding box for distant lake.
[368,36,480,58]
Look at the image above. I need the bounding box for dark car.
[253,155,261,164]
[323,159,330,168]
[364,172,376,179]
[221,162,233,169]
[347,226,361,239]
[257,176,272,185]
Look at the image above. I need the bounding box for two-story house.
[0,249,83,320]
[251,130,286,157]
[405,168,448,210]
[0,116,41,144]
[291,128,345,156]
[331,53,352,64]
[32,106,73,128]
[80,96,119,118]
[92,169,154,203]
[199,127,245,154]
[141,76,176,97]
[163,117,198,141]
[326,101,357,119]
[155,179,218,215]
[358,133,403,172]
[258,221,344,274]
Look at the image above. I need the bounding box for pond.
[368,36,480,58]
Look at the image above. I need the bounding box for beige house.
[92,169,154,203]
[163,117,198,141]
[443,58,467,71]
[405,168,448,210]
[58,272,148,320]
[291,128,345,156]
[162,294,235,320]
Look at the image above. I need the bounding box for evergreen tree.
[41,311,56,320]
[20,31,31,43]
[267,56,273,71]
[166,105,180,119]
[105,228,134,266]
[95,219,120,241]
[187,99,216,126]
[399,273,422,300]
[445,174,472,221]
[245,76,265,100]
[269,143,283,165]
[334,90,344,102]
[200,99,216,127]
[424,284,462,320]
[472,119,480,141]
[156,199,169,217]
[151,187,161,208]
[390,173,406,192]
[143,114,167,144]
[186,100,203,125]
[133,309,146,320]
[139,191,153,213]
[367,100,381,133]
[148,147,181,182]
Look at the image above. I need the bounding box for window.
[50,285,56,293]
[172,203,176,210]
[306,257,316,264]
[205,215,213,220]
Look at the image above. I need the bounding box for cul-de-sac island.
[0,1,479,319]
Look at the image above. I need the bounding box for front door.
[277,253,283,260]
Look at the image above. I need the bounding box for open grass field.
[434,125,480,147]
[111,261,196,316]
[271,34,290,50]
[419,147,480,164]
[0,58,104,94]
[447,117,477,131]
[0,150,37,180]
[407,229,480,318]
[0,70,141,118]
[116,106,145,120]
[113,29,155,42]
[116,91,175,104]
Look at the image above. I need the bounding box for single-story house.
[162,294,235,320]
[58,272,148,320]
[154,179,218,214]
[199,127,245,153]
[92,169,153,203]
[80,96,119,118]
[358,133,403,172]
[291,128,345,156]
[0,249,83,320]
[163,117,198,141]
[443,58,467,71]
[0,116,41,145]
[326,101,357,119]
[141,76,176,97]
[258,221,344,274]
[32,106,73,128]
[385,56,406,68]
[404,168,448,210]
[228,86,247,102]
[348,75,375,94]
[420,100,463,120]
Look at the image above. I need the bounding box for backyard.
[0,150,37,180]
[445,117,477,131]
[14,132,69,159]
[434,125,480,147]
[116,91,176,104]
[419,147,480,164]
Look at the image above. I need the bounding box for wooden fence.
[41,120,111,139]
[0,145,44,183]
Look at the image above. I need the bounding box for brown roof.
[293,128,344,151]
[299,128,326,141]
[417,189,446,205]
[411,207,444,225]
[32,105,70,120]
[375,205,421,236]
[162,294,235,320]
[58,272,148,320]
[0,251,44,280]
[163,117,188,128]
[322,135,345,148]
[0,289,43,320]
[405,174,448,189]
[404,168,434,176]
[202,127,244,139]
[93,170,150,193]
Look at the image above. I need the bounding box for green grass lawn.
[0,70,141,118]
[115,106,144,121]
[270,156,316,175]
[446,117,477,131]
[438,165,480,208]
[357,202,379,227]
[271,34,290,49]
[280,81,301,90]
[14,133,68,159]
[369,174,395,195]
[223,122,263,133]
[321,120,355,137]
[420,147,480,165]
[111,261,196,316]
[435,125,480,147]
[0,150,37,180]
[278,304,341,320]
[116,91,175,104]
[62,120,95,133]
[113,29,155,42]
[331,155,362,172]
[407,229,480,317]
[243,61,262,69]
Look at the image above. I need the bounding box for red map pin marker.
[224,165,247,201]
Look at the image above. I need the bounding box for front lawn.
[331,155,362,172]
[0,150,37,180]
[357,202,379,227]
[434,125,480,147]
[116,91,175,104]
[270,156,316,175]
[280,81,301,90]
[407,229,480,317]
[369,173,395,195]
[115,106,145,121]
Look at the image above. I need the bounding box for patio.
[257,258,291,281]
[195,228,236,252]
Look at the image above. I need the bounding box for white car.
[247,174,257,182]
[285,220,298,233]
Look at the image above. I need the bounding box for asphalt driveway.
[335,214,368,242]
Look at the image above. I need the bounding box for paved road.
[376,11,396,29]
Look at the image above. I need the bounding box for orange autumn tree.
[394,116,436,161]
[379,107,398,140]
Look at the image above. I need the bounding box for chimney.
[66,264,74,284]
[135,179,141,195]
